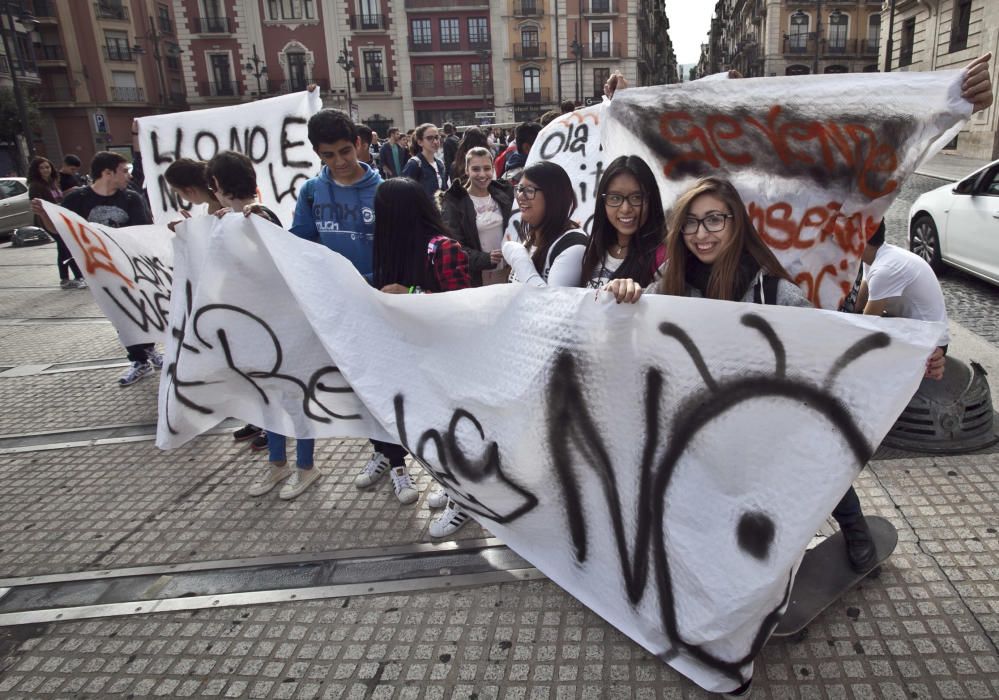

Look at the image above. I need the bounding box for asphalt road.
[883,173,999,346]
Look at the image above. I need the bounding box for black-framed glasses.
[682,213,732,235]
[515,185,542,200]
[602,193,645,207]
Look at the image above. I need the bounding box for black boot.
[842,517,877,573]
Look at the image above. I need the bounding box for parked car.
[908,159,999,287]
[0,177,34,237]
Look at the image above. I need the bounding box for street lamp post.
[244,45,267,98]
[132,16,176,106]
[570,34,582,104]
[336,38,355,118]
[884,0,897,72]
[0,1,38,171]
[477,48,491,110]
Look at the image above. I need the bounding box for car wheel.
[910,215,943,272]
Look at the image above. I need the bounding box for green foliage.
[0,86,39,144]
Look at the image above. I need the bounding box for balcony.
[862,38,879,55]
[350,13,386,30]
[199,80,244,97]
[513,87,551,103]
[111,86,145,102]
[159,16,174,35]
[166,54,181,71]
[37,85,74,102]
[513,1,543,17]
[169,91,185,104]
[583,0,616,15]
[412,79,493,99]
[513,42,547,60]
[94,2,128,20]
[104,44,136,61]
[357,76,395,92]
[265,78,329,95]
[405,0,488,7]
[580,42,621,59]
[410,38,493,53]
[195,16,233,33]
[34,44,64,61]
[783,36,816,55]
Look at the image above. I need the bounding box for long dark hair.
[28,157,58,188]
[373,178,454,291]
[521,161,577,274]
[660,177,792,300]
[452,127,489,181]
[581,156,665,286]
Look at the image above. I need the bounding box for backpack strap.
[544,229,588,274]
[753,273,781,305]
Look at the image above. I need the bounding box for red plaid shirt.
[428,235,471,291]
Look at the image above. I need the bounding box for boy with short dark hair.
[290,109,417,505]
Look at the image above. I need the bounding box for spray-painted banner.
[137,91,323,226]
[42,201,173,347]
[159,213,944,692]
[527,70,968,308]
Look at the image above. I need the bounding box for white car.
[908,160,999,287]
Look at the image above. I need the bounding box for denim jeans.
[266,432,314,469]
[371,439,407,466]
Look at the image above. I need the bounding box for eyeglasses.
[424,134,440,141]
[682,213,732,235]
[603,193,645,207]
[515,185,542,200]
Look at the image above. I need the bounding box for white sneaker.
[429,501,470,538]
[354,453,391,488]
[391,467,418,505]
[72,279,88,289]
[118,361,152,386]
[147,348,164,369]
[426,487,448,509]
[279,467,323,500]
[247,462,292,496]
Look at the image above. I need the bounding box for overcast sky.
[666,2,718,66]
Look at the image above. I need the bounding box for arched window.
[279,41,314,93]
[523,67,541,100]
[824,64,848,74]
[789,13,809,53]
[828,11,848,52]
[785,64,809,76]
[867,13,881,53]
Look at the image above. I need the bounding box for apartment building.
[0,1,41,173]
[26,0,185,167]
[884,0,998,158]
[698,0,882,78]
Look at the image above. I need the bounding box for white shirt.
[470,193,503,252]
[587,253,624,289]
[864,243,950,344]
[502,229,587,288]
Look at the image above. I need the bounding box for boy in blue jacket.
[289,109,418,506]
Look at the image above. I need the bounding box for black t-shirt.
[58,171,83,192]
[61,186,152,228]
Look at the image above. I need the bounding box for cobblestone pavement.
[1,200,998,698]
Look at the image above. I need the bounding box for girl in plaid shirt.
[373,177,473,537]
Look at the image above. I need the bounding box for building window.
[591,23,610,57]
[413,63,434,92]
[111,70,141,102]
[165,43,181,70]
[520,27,540,59]
[827,12,847,52]
[950,0,971,53]
[789,13,809,52]
[471,62,489,92]
[440,18,460,49]
[104,30,131,61]
[362,49,384,91]
[157,3,173,34]
[202,0,223,17]
[899,17,915,66]
[591,0,610,12]
[411,19,431,45]
[867,13,880,53]
[267,0,315,21]
[593,67,609,97]
[209,53,234,95]
[358,0,380,28]
[286,51,308,91]
[468,17,488,47]
[523,67,540,95]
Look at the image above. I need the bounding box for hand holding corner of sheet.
[963,52,993,114]
[602,278,644,304]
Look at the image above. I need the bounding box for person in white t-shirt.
[856,221,949,380]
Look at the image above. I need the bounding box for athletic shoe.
[426,487,448,509]
[250,433,269,451]
[72,279,88,289]
[429,501,470,538]
[59,279,73,290]
[391,467,418,505]
[118,361,153,386]
[247,462,292,497]
[354,453,391,488]
[146,348,164,370]
[723,678,752,698]
[232,424,262,442]
[279,467,323,500]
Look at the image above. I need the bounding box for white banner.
[137,91,323,226]
[527,70,968,308]
[42,201,173,347]
[160,213,944,692]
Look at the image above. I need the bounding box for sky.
[665,2,718,67]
